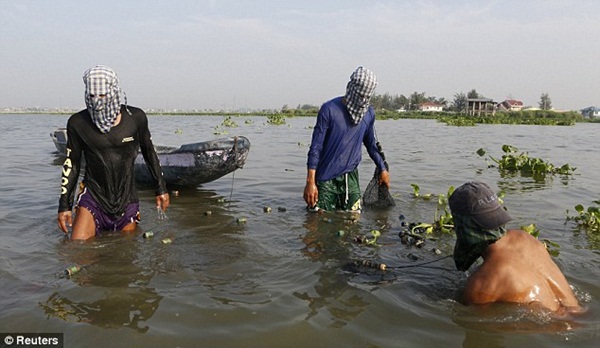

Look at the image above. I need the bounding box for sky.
[1,0,599,111]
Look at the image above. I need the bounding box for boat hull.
[135,137,251,187]
[51,128,250,187]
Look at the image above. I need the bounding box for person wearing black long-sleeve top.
[57,65,169,240]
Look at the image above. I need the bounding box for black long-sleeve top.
[58,105,167,217]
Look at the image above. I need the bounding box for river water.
[0,114,598,347]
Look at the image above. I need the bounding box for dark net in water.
[363,168,395,208]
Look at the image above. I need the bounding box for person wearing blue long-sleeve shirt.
[304,67,390,212]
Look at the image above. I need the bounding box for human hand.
[156,193,170,212]
[57,211,73,233]
[303,183,318,208]
[378,170,390,189]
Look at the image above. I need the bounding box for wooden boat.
[50,128,250,187]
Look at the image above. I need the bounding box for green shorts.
[316,169,361,212]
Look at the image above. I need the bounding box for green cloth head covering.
[452,213,506,271]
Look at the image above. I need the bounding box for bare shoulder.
[503,229,548,252]
[506,229,538,241]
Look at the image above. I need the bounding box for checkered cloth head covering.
[344,67,378,124]
[83,65,122,133]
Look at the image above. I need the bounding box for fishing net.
[363,168,395,208]
[363,142,395,208]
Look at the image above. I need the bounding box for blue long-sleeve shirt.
[307,97,386,182]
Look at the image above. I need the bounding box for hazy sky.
[1,0,598,111]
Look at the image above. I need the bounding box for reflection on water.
[42,236,164,332]
[41,289,161,333]
[295,212,372,328]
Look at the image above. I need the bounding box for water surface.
[0,114,598,347]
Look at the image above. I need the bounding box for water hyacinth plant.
[477,145,576,180]
[566,201,600,233]
[433,110,579,126]
[409,184,455,234]
[213,116,239,134]
[410,183,433,200]
[266,114,286,125]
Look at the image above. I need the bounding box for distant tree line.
[369,89,554,113]
[275,88,559,118]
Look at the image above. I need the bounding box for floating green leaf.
[566,202,600,233]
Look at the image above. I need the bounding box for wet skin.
[463,229,581,313]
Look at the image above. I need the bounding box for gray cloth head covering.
[344,67,378,124]
[83,65,122,133]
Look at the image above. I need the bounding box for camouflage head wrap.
[452,213,507,271]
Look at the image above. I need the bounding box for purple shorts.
[75,188,140,236]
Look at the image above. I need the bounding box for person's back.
[463,229,580,312]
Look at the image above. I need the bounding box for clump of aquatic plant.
[566,201,600,233]
[221,116,238,128]
[409,184,455,234]
[266,114,287,125]
[213,116,239,135]
[410,183,433,200]
[212,126,228,135]
[477,145,576,179]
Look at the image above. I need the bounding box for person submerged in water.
[448,181,581,313]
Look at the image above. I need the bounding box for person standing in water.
[303,66,390,212]
[57,65,169,240]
